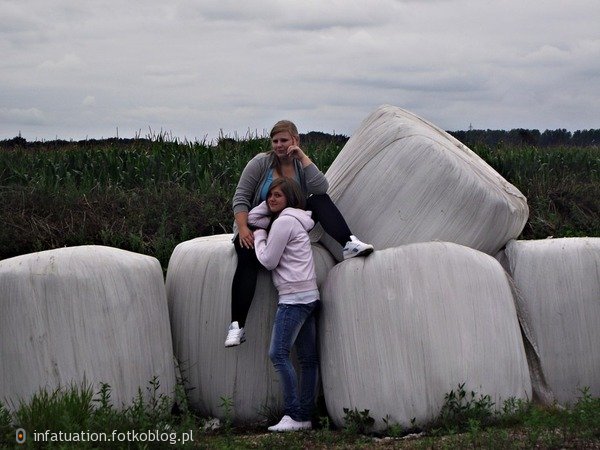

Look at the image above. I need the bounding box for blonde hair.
[268,120,300,173]
[270,120,299,140]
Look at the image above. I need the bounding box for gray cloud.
[0,107,46,126]
[1,0,598,141]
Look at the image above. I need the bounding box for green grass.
[474,144,600,239]
[1,382,598,449]
[1,378,197,449]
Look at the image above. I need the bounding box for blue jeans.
[269,301,320,422]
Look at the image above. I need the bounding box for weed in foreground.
[343,407,375,436]
[0,401,13,447]
[433,382,496,435]
[256,398,282,427]
[382,414,406,438]
[569,386,600,438]
[314,415,337,445]
[13,382,95,435]
[217,395,237,449]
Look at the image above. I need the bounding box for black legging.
[231,193,352,326]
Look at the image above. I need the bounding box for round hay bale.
[504,238,600,404]
[0,245,176,408]
[166,234,335,423]
[312,105,528,260]
[320,242,531,430]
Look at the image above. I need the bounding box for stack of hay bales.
[0,246,176,409]
[166,235,335,423]
[314,105,532,430]
[165,105,596,428]
[165,105,534,427]
[502,238,600,405]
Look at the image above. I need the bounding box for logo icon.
[16,428,26,444]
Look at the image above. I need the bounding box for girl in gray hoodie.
[247,177,320,432]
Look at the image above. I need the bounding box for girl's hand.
[286,144,305,160]
[238,226,255,249]
[286,137,311,166]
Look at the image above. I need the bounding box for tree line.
[1,127,599,150]
[448,128,600,148]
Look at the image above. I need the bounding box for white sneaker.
[267,415,312,432]
[342,235,374,260]
[224,321,246,347]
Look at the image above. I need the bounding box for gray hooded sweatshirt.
[232,152,329,238]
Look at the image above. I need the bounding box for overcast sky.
[1,0,599,142]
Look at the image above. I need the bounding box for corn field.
[0,134,598,270]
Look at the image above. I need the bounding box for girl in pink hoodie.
[247,177,320,432]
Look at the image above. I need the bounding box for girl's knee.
[307,193,331,207]
[268,347,277,362]
[269,346,289,364]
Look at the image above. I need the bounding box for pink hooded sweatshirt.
[248,201,317,296]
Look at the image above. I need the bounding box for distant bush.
[450,128,600,148]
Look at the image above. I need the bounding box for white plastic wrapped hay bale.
[320,242,531,430]
[166,234,335,423]
[504,238,600,404]
[311,105,528,260]
[0,246,176,408]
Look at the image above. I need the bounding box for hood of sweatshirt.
[278,207,314,232]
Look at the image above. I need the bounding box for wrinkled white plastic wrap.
[504,238,600,404]
[166,234,335,423]
[312,105,528,260]
[0,246,176,408]
[320,242,532,430]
